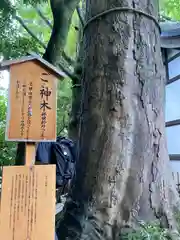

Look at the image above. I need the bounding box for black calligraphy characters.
[40,72,52,138]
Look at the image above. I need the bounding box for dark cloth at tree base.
[35,136,77,188]
[35,142,52,164]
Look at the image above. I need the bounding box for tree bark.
[68,62,82,141]
[43,0,80,65]
[57,0,180,239]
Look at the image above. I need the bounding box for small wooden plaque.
[6,60,57,142]
[0,165,56,240]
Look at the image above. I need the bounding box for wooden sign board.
[6,60,57,142]
[0,165,56,240]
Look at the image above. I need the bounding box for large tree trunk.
[57,0,180,239]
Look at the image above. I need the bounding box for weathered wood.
[25,143,36,166]
[6,60,57,142]
[0,165,56,240]
[0,54,66,79]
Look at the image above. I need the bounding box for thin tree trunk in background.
[43,0,80,65]
[68,28,83,141]
[57,0,180,239]
[69,2,86,141]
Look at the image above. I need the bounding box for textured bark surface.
[57,0,180,239]
[68,65,82,141]
[43,0,80,65]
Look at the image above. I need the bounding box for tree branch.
[57,63,78,81]
[43,0,80,66]
[16,16,76,80]
[62,51,75,65]
[27,50,77,81]
[76,5,84,27]
[15,15,46,49]
[58,115,67,135]
[35,7,75,66]
[35,7,53,29]
[159,12,177,22]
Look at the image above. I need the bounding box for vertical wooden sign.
[0,165,56,240]
[6,60,57,142]
[0,55,66,240]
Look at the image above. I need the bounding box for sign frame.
[1,55,66,142]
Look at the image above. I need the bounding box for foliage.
[0,35,41,60]
[64,10,79,60]
[120,222,178,240]
[0,83,16,169]
[57,78,72,136]
[0,0,37,58]
[160,0,180,20]
[174,212,180,234]
[0,0,78,60]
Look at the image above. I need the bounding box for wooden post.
[25,142,36,166]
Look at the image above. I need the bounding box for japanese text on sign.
[6,61,57,141]
[0,165,56,240]
[40,72,52,139]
